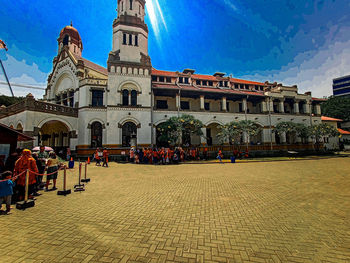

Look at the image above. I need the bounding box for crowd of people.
[128,147,209,165]
[0,146,62,215]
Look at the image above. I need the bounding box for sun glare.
[146,0,167,41]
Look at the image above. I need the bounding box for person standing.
[45,152,60,191]
[13,149,38,201]
[94,149,101,166]
[102,148,109,167]
[0,171,15,215]
[37,146,48,189]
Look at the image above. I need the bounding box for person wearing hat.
[45,151,60,191]
[13,149,38,201]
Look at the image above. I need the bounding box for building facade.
[333,75,350,97]
[0,0,325,156]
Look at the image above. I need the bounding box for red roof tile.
[312,97,327,102]
[153,84,265,97]
[152,69,266,86]
[230,78,266,86]
[321,116,343,122]
[338,128,350,135]
[152,69,178,77]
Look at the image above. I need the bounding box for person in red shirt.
[94,149,101,166]
[13,149,38,201]
[102,148,109,167]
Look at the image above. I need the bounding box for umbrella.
[32,146,54,152]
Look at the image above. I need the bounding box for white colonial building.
[0,0,325,156]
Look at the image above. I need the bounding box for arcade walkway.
[1,158,350,262]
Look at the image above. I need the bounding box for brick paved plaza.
[1,158,350,263]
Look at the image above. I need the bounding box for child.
[45,152,60,191]
[0,171,15,215]
[217,150,224,164]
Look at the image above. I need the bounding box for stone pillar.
[315,104,321,115]
[200,128,207,145]
[294,101,300,114]
[222,97,227,111]
[269,100,274,112]
[243,98,247,112]
[60,94,64,106]
[303,102,310,114]
[200,95,205,110]
[128,91,131,106]
[261,101,267,113]
[176,93,180,109]
[279,99,285,113]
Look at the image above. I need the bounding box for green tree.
[0,95,24,107]
[310,123,340,144]
[321,96,350,122]
[217,121,242,145]
[217,120,261,150]
[157,115,204,146]
[273,121,297,135]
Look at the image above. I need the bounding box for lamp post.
[0,40,14,97]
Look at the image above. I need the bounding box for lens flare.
[146,0,167,42]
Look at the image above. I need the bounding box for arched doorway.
[250,128,263,145]
[91,122,103,148]
[39,120,70,154]
[122,122,137,147]
[206,123,220,146]
[286,131,297,144]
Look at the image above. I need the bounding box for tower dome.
[57,22,83,56]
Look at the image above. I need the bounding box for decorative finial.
[70,21,73,27]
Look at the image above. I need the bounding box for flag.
[0,40,8,51]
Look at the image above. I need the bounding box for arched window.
[63,35,69,46]
[122,90,129,106]
[131,90,137,106]
[130,0,133,10]
[91,122,103,148]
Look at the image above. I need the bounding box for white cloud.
[0,54,47,98]
[240,28,350,98]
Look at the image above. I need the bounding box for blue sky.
[1,0,350,98]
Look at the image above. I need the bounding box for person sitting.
[0,171,15,215]
[45,152,60,191]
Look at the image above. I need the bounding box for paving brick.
[0,159,349,263]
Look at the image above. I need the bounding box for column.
[200,95,205,110]
[279,99,285,113]
[200,128,207,145]
[128,91,131,106]
[176,93,180,110]
[269,99,274,112]
[242,98,247,112]
[315,104,321,115]
[303,101,310,114]
[261,101,267,113]
[222,97,227,111]
[60,94,64,106]
[294,100,300,114]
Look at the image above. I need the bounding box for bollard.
[81,162,90,183]
[58,166,71,196]
[74,163,85,192]
[16,170,35,210]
